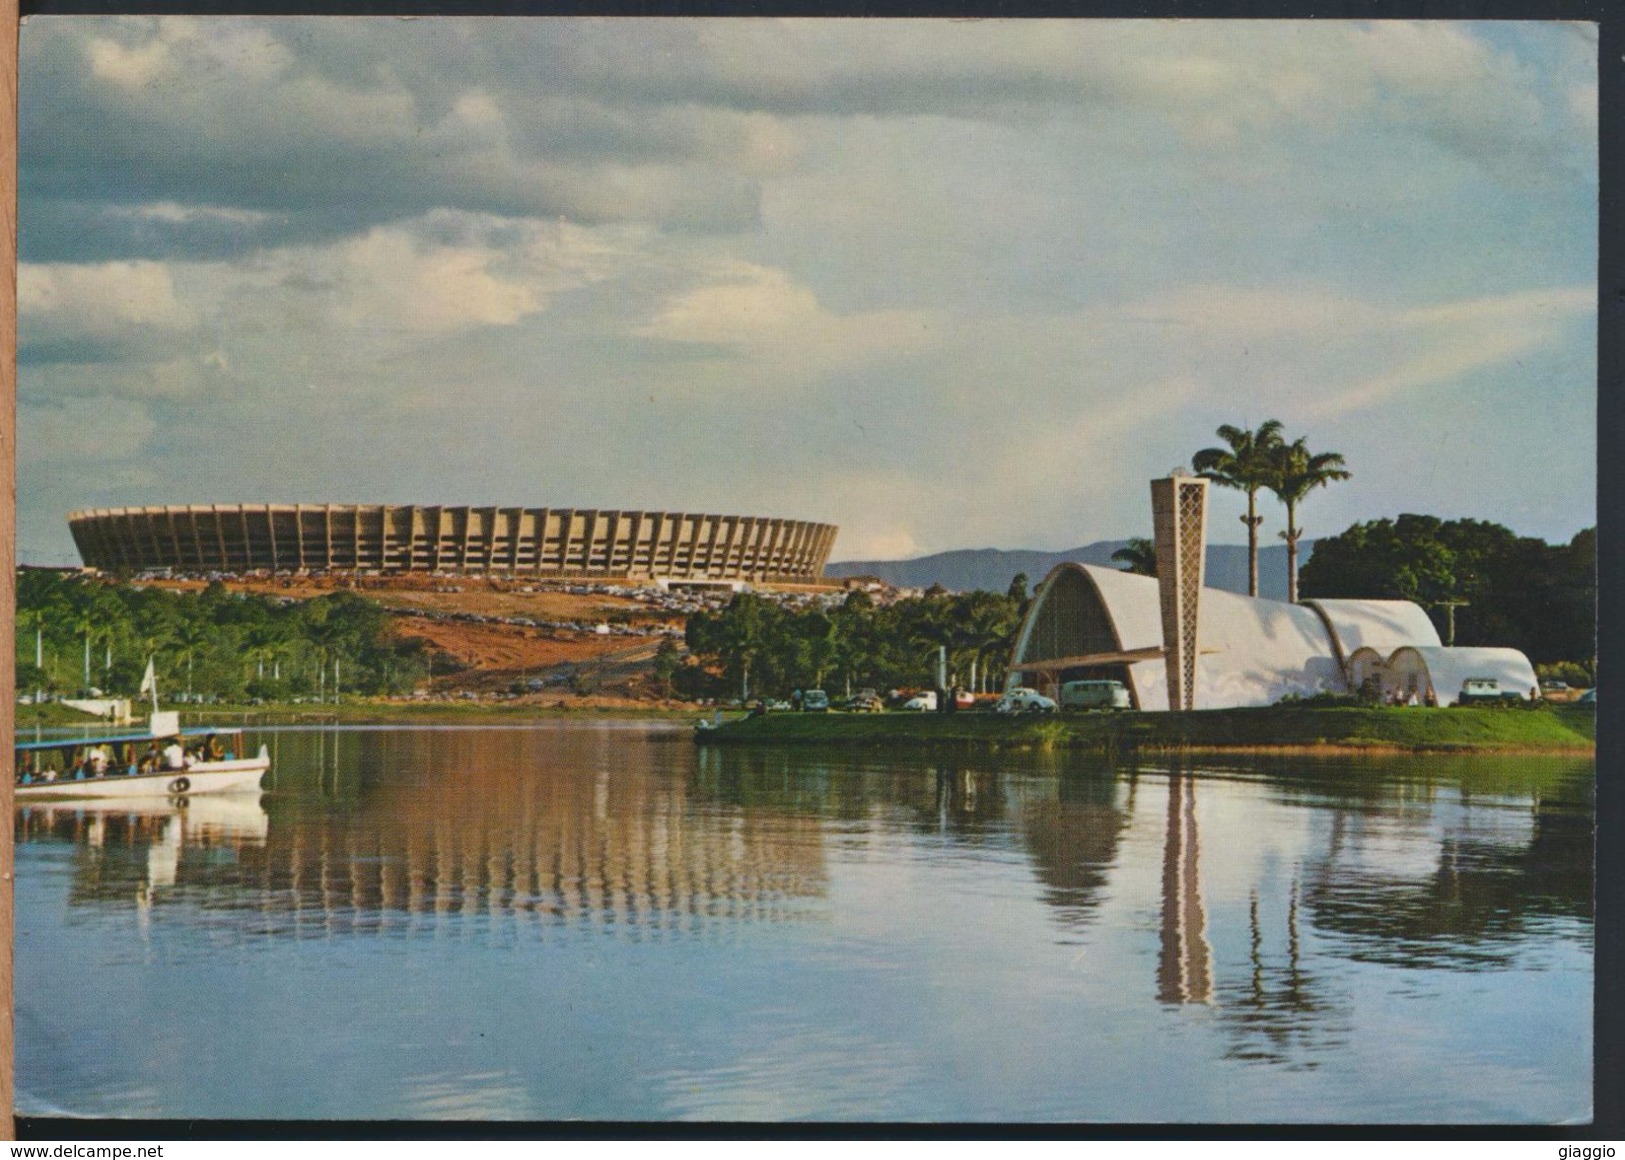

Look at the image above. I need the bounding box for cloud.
[19,394,159,467]
[13,19,1596,564]
[20,16,778,260]
[19,260,195,362]
[1308,286,1596,417]
[318,228,544,333]
[637,260,937,374]
[19,18,1594,266]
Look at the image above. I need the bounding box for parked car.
[902,690,938,711]
[802,689,830,712]
[1060,679,1131,711]
[845,691,885,712]
[1456,678,1524,705]
[953,690,977,711]
[996,687,1057,714]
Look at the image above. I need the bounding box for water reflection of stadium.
[23,730,837,933]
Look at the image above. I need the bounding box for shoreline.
[18,700,1596,756]
[689,704,1597,756]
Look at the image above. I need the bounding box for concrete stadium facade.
[68,504,839,584]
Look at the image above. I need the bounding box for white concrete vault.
[1006,561,1534,712]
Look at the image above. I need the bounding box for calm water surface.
[15,722,1593,1122]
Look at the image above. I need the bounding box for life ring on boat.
[168,776,191,795]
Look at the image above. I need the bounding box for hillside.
[133,575,684,703]
[827,540,1315,598]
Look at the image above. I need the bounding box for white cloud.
[19,260,196,354]
[1309,286,1595,417]
[179,213,633,343]
[1102,281,1595,420]
[326,230,545,333]
[14,19,1597,563]
[122,202,278,227]
[638,260,937,373]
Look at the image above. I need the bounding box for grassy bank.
[696,704,1596,754]
[184,700,696,725]
[14,699,1595,752]
[13,697,695,731]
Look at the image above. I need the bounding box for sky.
[16,17,1598,565]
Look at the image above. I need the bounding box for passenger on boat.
[87,745,110,776]
[140,741,162,774]
[162,738,190,771]
[205,733,225,761]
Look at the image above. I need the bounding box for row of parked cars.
[786,679,1135,715]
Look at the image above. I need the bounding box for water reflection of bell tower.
[1158,769,1213,1004]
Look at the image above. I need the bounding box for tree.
[1006,573,1029,604]
[1266,436,1351,603]
[1299,516,1592,666]
[1193,419,1285,597]
[173,619,214,700]
[651,638,681,697]
[793,610,841,689]
[1111,538,1158,577]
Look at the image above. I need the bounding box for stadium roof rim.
[69,503,837,526]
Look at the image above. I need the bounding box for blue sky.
[17,18,1597,564]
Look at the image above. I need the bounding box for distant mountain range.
[827,540,1316,601]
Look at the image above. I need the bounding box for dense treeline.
[684,584,1027,700]
[1299,517,1594,672]
[15,571,429,702]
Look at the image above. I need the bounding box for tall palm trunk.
[1284,500,1301,604]
[1244,489,1262,598]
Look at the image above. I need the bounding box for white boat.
[16,716,269,801]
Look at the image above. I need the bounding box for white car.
[996,688,1057,714]
[901,691,938,711]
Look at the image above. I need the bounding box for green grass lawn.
[699,704,1596,753]
[15,698,1593,753]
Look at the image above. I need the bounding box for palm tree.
[1192,420,1285,597]
[1111,538,1158,577]
[1267,436,1352,604]
[174,620,214,701]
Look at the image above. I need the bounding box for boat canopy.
[16,726,242,753]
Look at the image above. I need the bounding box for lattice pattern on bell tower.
[1151,475,1209,712]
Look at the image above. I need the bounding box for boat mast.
[140,656,160,717]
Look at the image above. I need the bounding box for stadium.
[67,504,838,585]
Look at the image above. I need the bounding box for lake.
[13,722,1594,1123]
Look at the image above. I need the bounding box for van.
[802,689,830,712]
[1060,679,1131,711]
[1457,678,1523,705]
